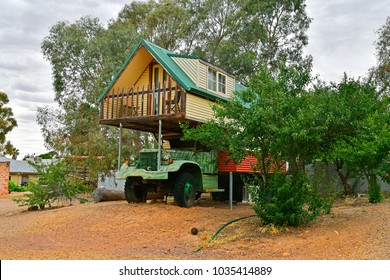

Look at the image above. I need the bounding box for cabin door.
[152,65,169,115]
[152,65,160,115]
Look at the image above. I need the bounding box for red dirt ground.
[0,193,389,260]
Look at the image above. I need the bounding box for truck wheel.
[174,172,196,207]
[124,179,147,203]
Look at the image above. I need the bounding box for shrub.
[14,182,53,210]
[368,178,382,203]
[306,166,340,215]
[247,172,336,227]
[13,160,92,210]
[8,181,28,193]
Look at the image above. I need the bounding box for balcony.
[99,84,195,133]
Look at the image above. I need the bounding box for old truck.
[117,141,220,207]
[99,39,249,207]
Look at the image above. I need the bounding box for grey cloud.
[13,79,42,93]
[305,0,389,82]
[1,0,129,158]
[12,111,36,124]
[12,91,55,105]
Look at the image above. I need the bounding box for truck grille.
[139,150,158,171]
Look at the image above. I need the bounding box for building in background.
[0,157,38,194]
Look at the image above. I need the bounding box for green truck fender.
[116,160,203,189]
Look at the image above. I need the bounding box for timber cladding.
[0,161,10,195]
[171,56,199,85]
[185,93,215,122]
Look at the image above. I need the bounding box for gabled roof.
[0,157,38,174]
[99,39,241,102]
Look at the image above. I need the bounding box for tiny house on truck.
[98,39,252,207]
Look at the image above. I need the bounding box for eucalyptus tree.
[39,17,146,181]
[371,16,390,94]
[193,0,312,82]
[118,0,191,51]
[118,0,312,83]
[0,91,18,156]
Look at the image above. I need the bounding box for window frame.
[218,73,226,94]
[207,67,226,94]
[207,68,217,92]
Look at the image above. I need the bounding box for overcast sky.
[0,0,389,160]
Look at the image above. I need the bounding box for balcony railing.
[100,84,186,121]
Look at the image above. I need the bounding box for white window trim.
[207,67,226,94]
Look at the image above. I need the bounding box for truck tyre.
[174,172,196,207]
[124,179,147,203]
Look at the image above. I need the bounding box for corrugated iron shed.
[218,152,286,173]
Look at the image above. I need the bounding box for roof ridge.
[168,53,200,59]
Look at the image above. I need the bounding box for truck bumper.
[116,165,168,180]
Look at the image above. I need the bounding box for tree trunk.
[334,159,353,195]
[368,175,382,203]
[92,187,125,202]
[337,170,353,195]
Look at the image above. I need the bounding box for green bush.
[306,166,340,215]
[368,178,382,203]
[248,173,336,227]
[14,182,53,210]
[13,160,92,210]
[8,181,28,192]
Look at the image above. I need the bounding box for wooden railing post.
[100,98,104,119]
[110,89,114,119]
[162,82,166,115]
[120,88,125,118]
[174,84,179,114]
[116,89,120,118]
[181,88,186,114]
[125,87,129,117]
[105,95,109,120]
[130,86,134,116]
[135,86,138,116]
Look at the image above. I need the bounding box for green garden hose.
[193,214,257,253]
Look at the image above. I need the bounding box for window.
[207,68,217,92]
[208,68,226,94]
[163,70,168,87]
[21,175,29,186]
[153,65,169,88]
[153,66,159,89]
[218,73,226,94]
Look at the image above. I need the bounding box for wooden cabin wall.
[110,46,153,91]
[171,57,199,84]
[197,61,235,97]
[186,93,215,122]
[134,67,150,89]
[102,95,113,119]
[133,67,150,116]
[134,64,177,89]
[198,63,208,91]
[226,76,235,98]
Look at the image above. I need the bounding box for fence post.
[157,120,162,171]
[229,172,233,210]
[118,123,123,171]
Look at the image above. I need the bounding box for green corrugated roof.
[99,39,240,102]
[142,40,200,95]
